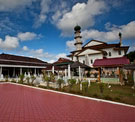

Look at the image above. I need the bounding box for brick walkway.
[0,83,135,122]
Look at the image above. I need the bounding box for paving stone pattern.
[0,84,135,122]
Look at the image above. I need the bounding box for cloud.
[22,46,29,51]
[21,46,68,62]
[81,21,135,42]
[55,0,107,36]
[0,35,19,50]
[66,40,76,51]
[17,32,38,41]
[0,0,35,12]
[33,0,51,28]
[56,53,67,59]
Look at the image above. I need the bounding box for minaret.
[119,32,122,46]
[74,25,82,51]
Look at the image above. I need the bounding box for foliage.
[19,74,25,84]
[126,51,135,62]
[99,83,104,94]
[31,75,36,85]
[82,81,89,94]
[42,72,50,88]
[68,79,76,92]
[94,73,98,78]
[57,79,64,90]
[5,75,8,82]
[127,71,134,85]
[68,79,76,87]
[50,73,55,82]
[26,77,30,84]
[11,79,16,83]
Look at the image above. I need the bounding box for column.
[20,67,22,75]
[98,67,101,82]
[68,64,71,79]
[52,66,54,74]
[133,70,135,87]
[34,68,36,74]
[0,67,2,78]
[79,66,81,80]
[13,67,15,77]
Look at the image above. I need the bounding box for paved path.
[0,83,135,122]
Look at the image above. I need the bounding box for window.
[109,52,111,56]
[118,50,121,55]
[83,60,85,64]
[91,59,93,64]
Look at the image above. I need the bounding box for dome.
[74,25,81,31]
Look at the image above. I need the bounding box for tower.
[74,25,82,51]
[119,32,122,46]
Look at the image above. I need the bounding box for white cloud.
[22,46,29,51]
[17,32,38,41]
[34,0,51,28]
[81,21,135,42]
[0,0,35,12]
[0,35,19,50]
[66,40,76,51]
[66,21,135,51]
[56,0,107,36]
[56,53,67,59]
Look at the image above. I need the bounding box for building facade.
[67,25,129,67]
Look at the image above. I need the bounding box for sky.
[0,0,135,63]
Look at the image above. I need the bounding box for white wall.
[85,41,103,47]
[102,48,125,58]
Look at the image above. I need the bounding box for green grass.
[63,82,135,105]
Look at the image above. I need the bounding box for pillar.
[52,66,54,74]
[68,64,71,79]
[79,66,81,80]
[13,67,15,77]
[34,68,36,75]
[133,70,135,87]
[20,67,22,75]
[98,67,101,82]
[0,67,2,75]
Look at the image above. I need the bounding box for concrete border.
[1,82,135,108]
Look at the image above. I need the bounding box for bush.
[104,95,112,100]
[68,79,76,86]
[82,81,89,94]
[5,75,9,82]
[68,79,76,92]
[31,75,36,85]
[26,77,30,84]
[99,83,104,94]
[57,79,64,90]
[19,74,25,84]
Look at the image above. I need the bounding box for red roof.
[93,57,130,67]
[53,58,73,64]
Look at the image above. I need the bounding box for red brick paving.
[0,83,135,122]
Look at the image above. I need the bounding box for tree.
[57,79,64,90]
[31,75,36,85]
[126,51,135,62]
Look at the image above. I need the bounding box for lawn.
[62,82,135,105]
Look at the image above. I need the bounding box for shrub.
[99,83,104,94]
[68,79,76,92]
[104,95,112,100]
[57,79,64,90]
[82,81,89,94]
[31,75,36,85]
[5,75,9,82]
[26,77,30,85]
[19,74,25,84]
[68,79,76,87]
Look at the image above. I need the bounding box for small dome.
[74,25,81,31]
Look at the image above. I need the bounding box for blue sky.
[0,0,135,63]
